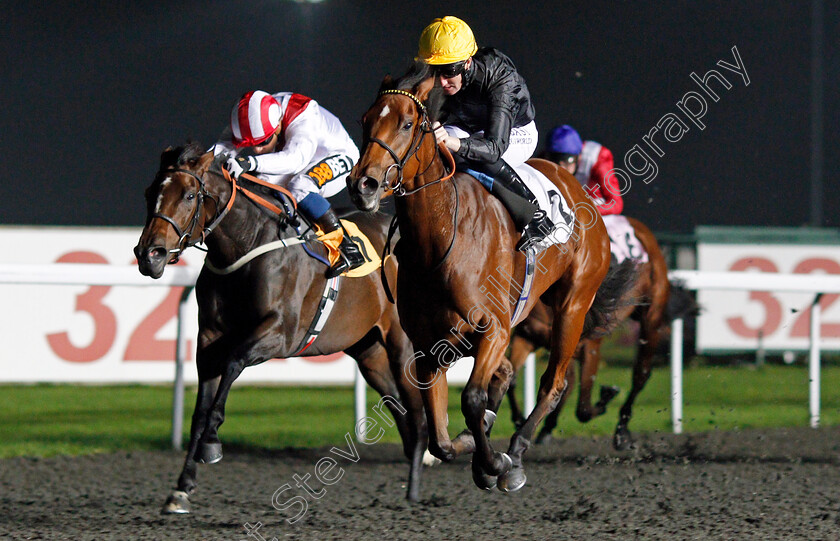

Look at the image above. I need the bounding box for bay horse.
[506,217,696,449]
[134,144,427,511]
[346,66,634,492]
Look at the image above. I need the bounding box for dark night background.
[1,1,836,233]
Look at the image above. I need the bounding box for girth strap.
[291,275,341,356]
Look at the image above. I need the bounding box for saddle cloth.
[602,214,649,264]
[511,162,575,252]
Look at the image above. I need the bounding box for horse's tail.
[665,279,701,321]
[581,258,640,340]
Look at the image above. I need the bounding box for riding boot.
[493,161,555,252]
[314,209,366,278]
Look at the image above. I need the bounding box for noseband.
[366,89,435,196]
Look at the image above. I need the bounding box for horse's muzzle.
[134,244,168,278]
[347,175,381,212]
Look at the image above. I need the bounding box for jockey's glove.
[226,155,256,178]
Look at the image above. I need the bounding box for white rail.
[0,264,375,449]
[668,270,840,433]
[8,264,829,446]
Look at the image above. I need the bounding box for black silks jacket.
[441,47,536,164]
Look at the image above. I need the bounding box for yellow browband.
[379,89,427,114]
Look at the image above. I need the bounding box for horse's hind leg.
[161,371,221,514]
[505,335,535,428]
[535,354,576,444]
[575,337,620,422]
[614,315,662,450]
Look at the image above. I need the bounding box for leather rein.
[151,163,297,263]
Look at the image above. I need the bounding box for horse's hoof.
[161,490,191,514]
[535,431,553,445]
[600,385,621,404]
[197,442,223,464]
[484,451,513,477]
[483,409,497,435]
[613,428,632,451]
[497,466,527,493]
[472,459,496,491]
[422,449,441,467]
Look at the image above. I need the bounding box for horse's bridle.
[151,168,215,263]
[367,88,460,285]
[151,163,299,264]
[366,89,440,196]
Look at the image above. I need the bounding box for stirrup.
[325,239,366,278]
[515,211,553,252]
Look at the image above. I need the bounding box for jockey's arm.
[455,80,517,164]
[591,146,623,215]
[253,104,321,176]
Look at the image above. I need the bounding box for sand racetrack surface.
[2,426,840,540]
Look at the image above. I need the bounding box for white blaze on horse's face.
[155,176,173,213]
[379,104,390,118]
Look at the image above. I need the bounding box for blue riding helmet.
[548,125,582,155]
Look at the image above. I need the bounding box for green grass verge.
[2,364,839,458]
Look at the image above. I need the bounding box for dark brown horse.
[506,217,695,449]
[346,67,634,492]
[134,144,427,511]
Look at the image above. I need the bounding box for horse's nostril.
[361,177,379,194]
[149,247,167,261]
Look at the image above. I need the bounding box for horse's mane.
[178,143,205,165]
[379,60,446,124]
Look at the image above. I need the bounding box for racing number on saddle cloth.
[306,155,354,187]
[604,215,647,263]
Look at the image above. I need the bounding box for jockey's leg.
[299,193,366,278]
[471,159,554,252]
[445,121,552,252]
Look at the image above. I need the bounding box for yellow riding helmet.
[417,16,478,65]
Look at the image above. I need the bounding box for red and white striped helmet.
[230,90,281,148]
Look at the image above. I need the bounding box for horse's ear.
[414,76,435,102]
[195,151,215,176]
[378,74,395,93]
[160,146,180,169]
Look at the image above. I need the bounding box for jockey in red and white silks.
[213,90,364,278]
[213,91,359,202]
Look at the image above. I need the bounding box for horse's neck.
[204,177,281,267]
[395,161,458,268]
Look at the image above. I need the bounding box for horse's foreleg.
[162,372,220,514]
[418,359,474,462]
[196,359,248,464]
[198,317,282,463]
[499,294,594,493]
[487,356,514,414]
[462,336,513,490]
[386,332,428,503]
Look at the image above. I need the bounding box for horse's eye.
[402,121,413,131]
[186,192,196,201]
